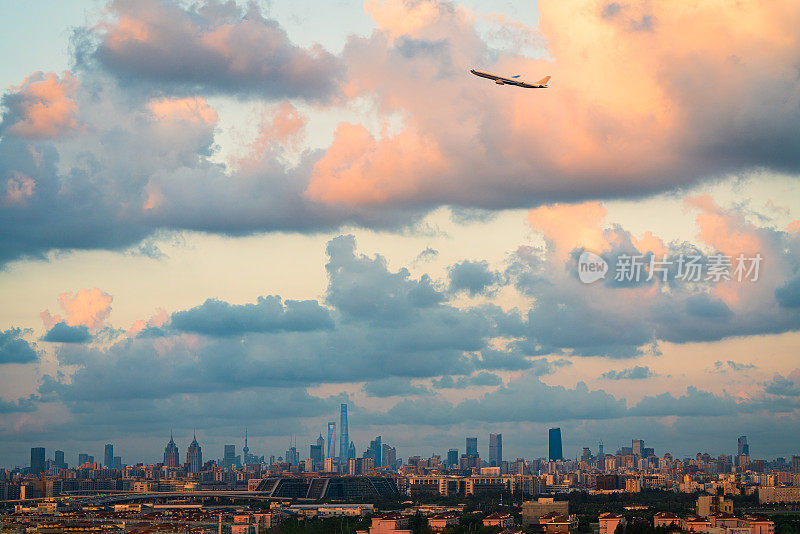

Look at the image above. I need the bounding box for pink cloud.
[305,0,800,208]
[41,289,113,332]
[127,307,168,337]
[4,171,36,206]
[6,72,80,140]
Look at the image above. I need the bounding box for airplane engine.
[495,80,504,85]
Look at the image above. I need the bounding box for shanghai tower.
[339,403,349,470]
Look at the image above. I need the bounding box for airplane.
[470,69,550,88]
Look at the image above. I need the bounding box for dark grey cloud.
[432,372,502,389]
[775,275,800,308]
[448,260,496,296]
[42,322,92,343]
[85,0,343,100]
[170,296,333,337]
[601,365,655,380]
[363,377,430,398]
[764,371,800,397]
[0,327,38,364]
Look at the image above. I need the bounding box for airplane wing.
[470,69,549,88]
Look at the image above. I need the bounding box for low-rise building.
[483,512,514,528]
[599,513,626,534]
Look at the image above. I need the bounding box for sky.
[0,0,799,468]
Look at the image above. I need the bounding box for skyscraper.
[549,428,563,461]
[223,444,237,468]
[348,441,356,461]
[339,404,349,470]
[466,437,478,456]
[327,422,336,460]
[104,444,114,468]
[316,433,325,459]
[382,444,396,469]
[164,433,179,467]
[738,436,749,456]
[447,449,459,467]
[54,450,66,469]
[489,433,502,467]
[78,453,89,466]
[187,433,203,474]
[632,439,644,457]
[310,443,323,464]
[30,447,45,475]
[366,436,382,467]
[242,429,250,464]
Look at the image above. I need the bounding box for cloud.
[775,276,800,308]
[448,260,496,296]
[41,288,113,331]
[764,370,800,397]
[432,371,502,389]
[1,71,80,139]
[712,360,757,373]
[601,366,655,380]
[170,296,334,337]
[41,322,93,344]
[0,328,39,364]
[87,0,343,100]
[305,0,800,210]
[363,377,430,397]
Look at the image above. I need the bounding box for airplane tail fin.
[536,75,551,86]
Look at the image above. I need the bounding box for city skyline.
[1,0,800,472]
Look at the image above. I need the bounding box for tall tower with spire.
[164,431,179,467]
[242,429,250,464]
[187,432,203,475]
[339,404,349,471]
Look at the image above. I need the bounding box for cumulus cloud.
[41,288,113,331]
[448,260,496,296]
[601,366,655,380]
[305,0,800,209]
[87,0,343,100]
[363,377,430,397]
[0,328,39,364]
[507,199,800,357]
[41,322,93,344]
[1,71,80,139]
[170,296,334,337]
[1,0,799,266]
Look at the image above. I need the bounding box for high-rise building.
[316,433,325,459]
[327,422,336,459]
[104,444,114,468]
[348,441,356,461]
[164,433,179,467]
[598,441,604,457]
[54,450,66,469]
[113,456,122,469]
[738,436,749,456]
[30,447,45,475]
[447,449,459,467]
[78,453,89,466]
[310,444,323,464]
[223,444,237,468]
[382,444,396,470]
[791,456,800,474]
[489,433,502,467]
[466,437,478,456]
[365,436,382,467]
[242,429,250,464]
[581,448,591,462]
[187,433,203,474]
[549,428,563,461]
[632,439,644,457]
[339,404,349,470]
